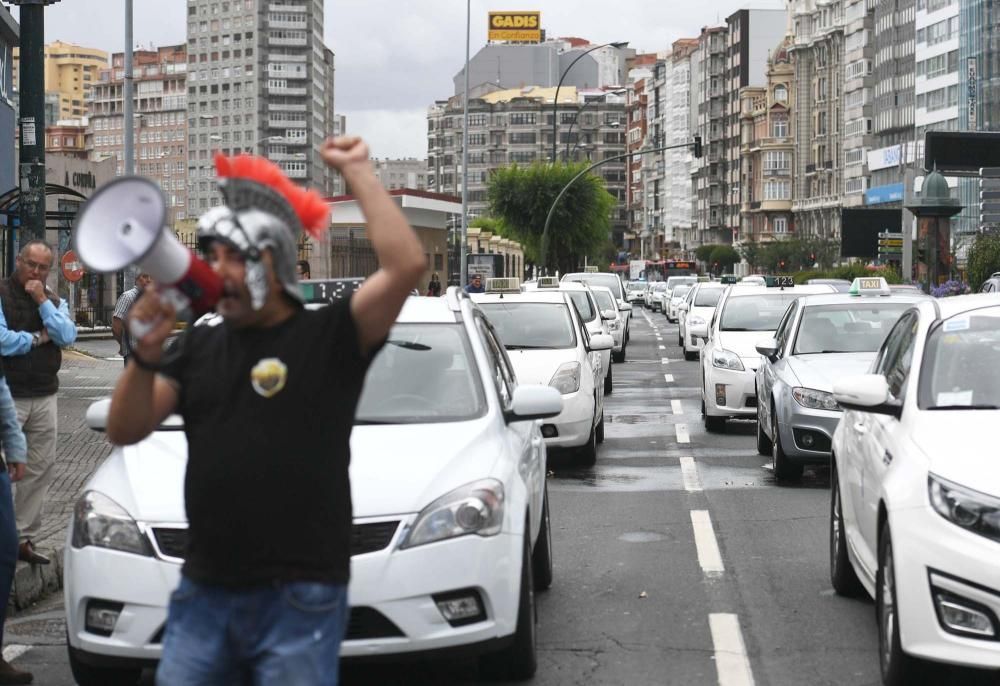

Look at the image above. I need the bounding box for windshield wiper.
[721,327,755,332]
[506,344,551,350]
[354,419,401,425]
[927,404,1000,410]
[386,340,431,351]
[798,350,853,355]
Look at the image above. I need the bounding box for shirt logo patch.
[250,358,287,398]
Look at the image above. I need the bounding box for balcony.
[268,85,308,97]
[267,67,309,80]
[764,168,790,177]
[282,166,308,179]
[805,163,816,174]
[268,117,307,128]
[761,199,793,212]
[268,18,308,30]
[268,35,307,48]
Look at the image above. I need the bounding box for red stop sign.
[61,249,85,283]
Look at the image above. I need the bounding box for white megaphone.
[73,176,223,338]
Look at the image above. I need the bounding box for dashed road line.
[709,614,755,686]
[679,457,703,492]
[661,357,670,364]
[664,374,674,384]
[2,645,31,663]
[675,423,690,443]
[658,344,665,350]
[690,510,724,575]
[671,399,683,414]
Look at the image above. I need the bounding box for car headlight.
[549,361,581,394]
[607,319,621,331]
[791,387,840,411]
[689,315,706,326]
[71,491,152,557]
[712,349,745,371]
[398,479,505,549]
[929,475,1000,543]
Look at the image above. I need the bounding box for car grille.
[346,607,405,640]
[149,521,401,561]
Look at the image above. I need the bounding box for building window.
[773,216,787,234]
[774,84,788,102]
[772,117,788,138]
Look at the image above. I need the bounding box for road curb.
[10,543,64,610]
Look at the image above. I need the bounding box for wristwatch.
[31,332,41,348]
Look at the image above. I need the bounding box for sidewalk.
[10,347,121,609]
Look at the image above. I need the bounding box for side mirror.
[588,334,614,351]
[507,385,563,422]
[86,398,111,432]
[833,375,901,417]
[690,322,708,339]
[755,337,779,361]
[679,303,689,313]
[601,309,617,321]
[618,300,630,311]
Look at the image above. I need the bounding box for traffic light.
[693,135,702,158]
[778,259,786,271]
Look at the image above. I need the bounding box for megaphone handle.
[127,288,190,342]
[127,317,155,341]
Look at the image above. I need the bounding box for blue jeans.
[155,576,349,686]
[0,471,16,647]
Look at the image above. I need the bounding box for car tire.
[480,531,537,680]
[704,413,726,433]
[532,486,554,592]
[830,461,862,597]
[877,523,922,686]
[772,408,803,482]
[613,348,626,364]
[756,403,773,456]
[68,642,142,686]
[683,349,697,361]
[595,411,605,444]
[579,423,598,466]
[678,332,683,346]
[603,363,613,395]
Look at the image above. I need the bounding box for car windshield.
[920,309,1000,410]
[653,283,668,292]
[666,277,696,289]
[356,323,486,424]
[564,273,623,299]
[479,302,577,349]
[593,289,615,312]
[671,285,691,300]
[720,293,800,331]
[793,303,910,354]
[694,288,724,307]
[565,292,597,322]
[628,282,646,292]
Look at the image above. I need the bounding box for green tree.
[695,244,721,263]
[708,245,740,273]
[487,162,615,273]
[738,239,762,270]
[967,232,1000,289]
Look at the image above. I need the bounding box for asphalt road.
[7,310,998,685]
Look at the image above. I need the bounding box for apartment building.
[89,45,189,224]
[373,158,429,191]
[668,39,699,256]
[426,86,628,241]
[14,40,108,120]
[185,0,337,219]
[842,0,876,208]
[740,36,795,244]
[692,26,728,245]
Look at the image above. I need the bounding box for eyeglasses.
[19,258,51,273]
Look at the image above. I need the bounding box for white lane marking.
[664,374,674,384]
[2,645,31,663]
[672,399,683,414]
[679,457,703,492]
[658,345,665,350]
[690,510,724,575]
[661,357,670,364]
[709,613,755,686]
[675,423,690,444]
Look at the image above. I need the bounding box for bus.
[609,260,699,281]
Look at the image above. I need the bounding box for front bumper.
[64,541,180,663]
[683,327,707,354]
[542,390,595,448]
[889,506,1000,669]
[778,401,841,463]
[608,327,624,352]
[704,365,758,418]
[344,528,524,658]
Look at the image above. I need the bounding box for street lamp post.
[541,137,701,269]
[460,0,471,288]
[550,41,627,163]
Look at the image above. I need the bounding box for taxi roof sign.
[849,277,891,296]
[583,266,599,273]
[537,276,560,288]
[486,277,521,293]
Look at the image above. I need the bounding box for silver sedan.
[754,284,927,481]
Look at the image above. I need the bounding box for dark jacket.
[0,277,61,397]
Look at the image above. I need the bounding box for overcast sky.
[7,0,785,159]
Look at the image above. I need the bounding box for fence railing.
[74,306,116,329]
[327,235,378,278]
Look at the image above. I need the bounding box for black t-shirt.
[161,298,378,587]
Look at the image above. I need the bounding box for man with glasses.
[0,240,76,566]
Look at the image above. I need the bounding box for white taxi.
[523,278,613,395]
[681,282,727,361]
[830,294,1000,684]
[700,280,836,432]
[64,289,564,684]
[473,280,612,465]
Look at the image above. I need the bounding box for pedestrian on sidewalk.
[296,259,311,280]
[464,273,485,293]
[112,272,153,367]
[0,240,77,567]
[107,136,425,686]
[0,368,31,685]
[426,272,442,297]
